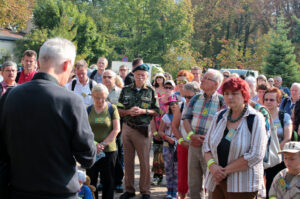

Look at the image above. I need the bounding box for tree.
[15,0,107,63]
[0,0,35,30]
[263,15,300,87]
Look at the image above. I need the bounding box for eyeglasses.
[164,87,173,90]
[169,102,178,105]
[223,75,229,78]
[184,96,193,99]
[103,76,113,79]
[176,80,187,84]
[4,69,16,73]
[120,69,128,71]
[202,76,216,82]
[264,98,276,102]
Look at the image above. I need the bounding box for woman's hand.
[181,141,189,149]
[210,164,227,184]
[96,143,104,153]
[166,136,175,145]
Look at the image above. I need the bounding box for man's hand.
[190,134,205,147]
[129,106,145,116]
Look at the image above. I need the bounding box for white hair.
[103,70,117,78]
[274,76,282,82]
[291,82,300,90]
[92,83,109,96]
[207,69,223,89]
[39,37,76,68]
[245,76,256,87]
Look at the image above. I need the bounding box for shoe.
[151,177,159,186]
[142,194,151,199]
[115,185,124,193]
[164,191,172,199]
[119,192,136,199]
[97,183,103,191]
[171,192,177,199]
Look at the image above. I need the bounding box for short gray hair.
[183,82,201,94]
[103,70,116,78]
[245,76,256,86]
[207,69,223,89]
[39,37,76,68]
[274,76,282,82]
[92,83,109,96]
[2,61,17,71]
[291,82,300,90]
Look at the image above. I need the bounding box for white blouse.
[203,105,267,193]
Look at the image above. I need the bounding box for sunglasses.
[176,80,187,84]
[169,102,178,105]
[223,75,229,78]
[164,86,173,90]
[184,96,193,99]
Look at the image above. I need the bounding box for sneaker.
[97,183,103,191]
[115,185,124,193]
[142,194,151,199]
[151,177,159,186]
[171,192,177,199]
[119,192,136,199]
[165,191,172,199]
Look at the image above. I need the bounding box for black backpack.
[89,70,98,80]
[216,109,255,134]
[71,79,94,91]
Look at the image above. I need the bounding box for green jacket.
[118,83,159,125]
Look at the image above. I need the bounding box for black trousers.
[86,151,117,199]
[265,161,286,199]
[114,133,124,186]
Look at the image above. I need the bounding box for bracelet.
[153,131,158,136]
[146,109,149,115]
[207,158,216,169]
[186,131,195,140]
[178,138,184,145]
[94,141,98,145]
[162,134,167,140]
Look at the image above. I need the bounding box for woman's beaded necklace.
[228,104,248,123]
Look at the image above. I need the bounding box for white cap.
[278,142,300,154]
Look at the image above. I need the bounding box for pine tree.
[263,15,300,87]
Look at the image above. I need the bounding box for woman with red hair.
[175,70,194,101]
[203,77,267,199]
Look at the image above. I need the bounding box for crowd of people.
[0,37,300,199]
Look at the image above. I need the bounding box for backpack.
[15,72,21,83]
[190,93,224,109]
[89,70,97,80]
[71,79,94,91]
[87,102,114,120]
[216,109,255,133]
[0,84,3,96]
[251,102,281,168]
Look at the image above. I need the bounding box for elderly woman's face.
[183,89,195,104]
[263,92,279,110]
[223,90,244,109]
[92,91,108,108]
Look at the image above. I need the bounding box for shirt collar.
[130,82,148,89]
[32,72,59,85]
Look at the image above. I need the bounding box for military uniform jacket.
[118,83,159,125]
[269,168,300,199]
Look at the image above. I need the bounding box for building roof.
[0,29,24,41]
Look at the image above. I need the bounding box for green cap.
[132,64,150,73]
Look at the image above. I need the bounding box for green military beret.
[132,64,150,73]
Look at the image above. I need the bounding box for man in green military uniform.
[118,64,160,199]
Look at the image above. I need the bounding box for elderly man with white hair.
[280,82,300,115]
[245,76,258,102]
[274,76,291,97]
[102,70,122,105]
[183,69,225,199]
[0,37,96,199]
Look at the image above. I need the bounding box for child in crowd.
[158,97,179,199]
[269,141,300,199]
[78,170,95,199]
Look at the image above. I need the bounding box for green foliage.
[15,0,107,64]
[263,15,300,87]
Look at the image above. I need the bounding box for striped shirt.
[203,106,267,192]
[183,92,224,135]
